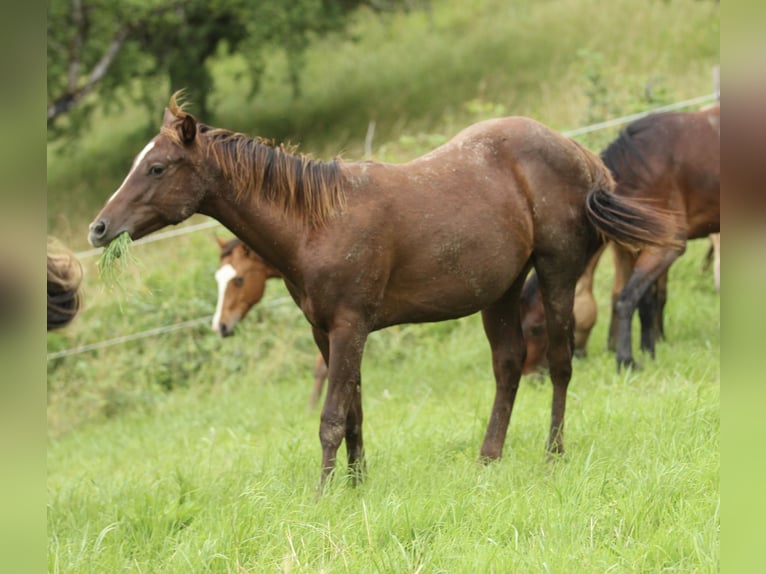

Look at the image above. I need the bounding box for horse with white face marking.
[211,236,281,337]
[212,236,328,407]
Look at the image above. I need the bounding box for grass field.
[47,230,719,572]
[47,0,719,571]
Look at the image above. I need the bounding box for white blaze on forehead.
[106,139,157,205]
[211,263,238,331]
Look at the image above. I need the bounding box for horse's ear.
[178,114,197,145]
[214,235,227,249]
[162,107,176,126]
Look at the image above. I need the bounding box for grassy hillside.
[47,0,719,571]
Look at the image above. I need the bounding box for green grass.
[47,235,719,572]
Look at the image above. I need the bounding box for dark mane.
[219,237,243,258]
[600,112,676,191]
[162,92,344,227]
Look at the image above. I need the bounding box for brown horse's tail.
[569,138,682,252]
[585,189,682,251]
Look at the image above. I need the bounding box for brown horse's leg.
[637,269,669,358]
[656,270,668,341]
[317,322,368,490]
[534,263,578,458]
[615,247,683,371]
[479,276,527,461]
[608,244,637,351]
[637,280,659,358]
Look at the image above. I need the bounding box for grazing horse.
[47,238,84,331]
[88,92,679,488]
[520,244,605,375]
[602,104,720,368]
[212,236,328,407]
[212,236,282,337]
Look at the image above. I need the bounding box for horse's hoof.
[616,357,641,373]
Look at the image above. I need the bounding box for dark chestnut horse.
[212,236,328,407]
[88,92,678,487]
[521,233,720,374]
[47,238,84,331]
[521,105,720,372]
[602,104,720,368]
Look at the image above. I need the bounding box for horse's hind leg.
[479,276,528,461]
[608,244,637,351]
[615,246,683,370]
[534,259,580,457]
[637,269,668,359]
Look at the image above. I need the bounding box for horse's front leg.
[316,320,368,490]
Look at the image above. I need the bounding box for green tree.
[47,0,408,138]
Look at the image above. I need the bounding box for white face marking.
[106,139,157,205]
[211,263,238,332]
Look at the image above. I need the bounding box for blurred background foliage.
[47,0,719,247]
[47,0,411,136]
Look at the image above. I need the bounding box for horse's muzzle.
[88,219,109,247]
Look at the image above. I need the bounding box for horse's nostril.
[89,219,107,237]
[219,324,231,337]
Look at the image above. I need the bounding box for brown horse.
[602,104,720,368]
[521,105,720,372]
[47,238,84,331]
[212,236,328,407]
[521,234,720,374]
[88,92,679,487]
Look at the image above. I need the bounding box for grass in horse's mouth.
[97,232,135,286]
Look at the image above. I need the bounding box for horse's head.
[88,92,209,248]
[519,272,549,375]
[211,237,281,337]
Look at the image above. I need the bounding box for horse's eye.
[530,325,545,336]
[148,164,165,176]
[233,277,244,287]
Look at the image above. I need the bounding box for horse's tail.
[585,189,682,252]
[572,139,682,252]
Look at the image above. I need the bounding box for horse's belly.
[375,259,524,327]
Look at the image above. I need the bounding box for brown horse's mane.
[163,92,344,227]
[600,112,676,191]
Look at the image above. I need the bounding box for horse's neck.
[200,189,303,281]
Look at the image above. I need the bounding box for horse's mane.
[600,112,675,191]
[163,92,344,227]
[47,238,83,331]
[219,237,243,259]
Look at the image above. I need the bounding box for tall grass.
[47,230,719,572]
